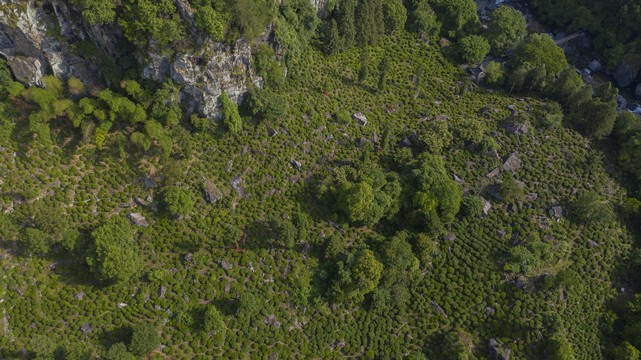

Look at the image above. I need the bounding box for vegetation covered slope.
[0,30,637,359]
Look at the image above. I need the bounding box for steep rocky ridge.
[0,0,330,118]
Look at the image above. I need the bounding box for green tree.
[377,56,391,90]
[237,292,259,316]
[203,305,226,335]
[611,342,641,360]
[358,47,370,83]
[243,87,287,122]
[23,228,51,255]
[352,249,384,296]
[163,186,195,217]
[196,5,225,41]
[324,19,341,55]
[488,5,527,53]
[356,0,385,46]
[500,173,524,203]
[407,0,441,36]
[615,111,641,144]
[430,0,477,37]
[568,191,612,224]
[484,61,505,87]
[419,119,452,154]
[0,58,13,87]
[105,342,136,360]
[338,181,375,224]
[382,0,407,32]
[460,195,484,218]
[129,322,161,357]
[510,33,568,75]
[86,217,143,283]
[457,35,490,63]
[577,99,618,139]
[33,203,69,236]
[441,328,474,360]
[336,0,356,50]
[28,334,56,360]
[219,93,242,135]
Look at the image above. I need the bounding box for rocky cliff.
[0,0,332,119]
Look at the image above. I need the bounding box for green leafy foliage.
[86,217,143,283]
[457,35,490,64]
[487,5,527,54]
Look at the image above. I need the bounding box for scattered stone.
[372,132,380,143]
[549,206,563,219]
[352,112,368,126]
[184,253,194,263]
[224,283,231,293]
[443,232,456,242]
[128,213,148,227]
[524,193,538,201]
[268,352,280,360]
[486,167,500,178]
[453,174,465,184]
[74,291,86,300]
[220,260,233,270]
[502,348,511,360]
[267,126,278,137]
[589,59,602,72]
[430,300,448,318]
[496,230,506,239]
[515,276,527,288]
[80,322,93,336]
[419,32,430,45]
[503,153,522,171]
[158,286,167,299]
[117,303,128,308]
[588,239,599,248]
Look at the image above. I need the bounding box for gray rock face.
[503,153,521,171]
[143,53,171,82]
[636,84,641,100]
[128,213,148,227]
[80,322,93,336]
[480,196,492,216]
[229,176,246,199]
[614,57,641,88]
[168,40,262,119]
[74,291,86,300]
[0,1,102,88]
[618,95,628,110]
[488,338,500,359]
[430,300,448,318]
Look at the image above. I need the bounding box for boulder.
[220,260,233,270]
[142,176,158,189]
[486,167,500,178]
[158,285,167,299]
[267,127,278,137]
[264,314,281,329]
[618,95,628,110]
[485,150,500,159]
[503,153,521,171]
[117,303,128,308]
[128,213,148,227]
[549,206,563,219]
[353,112,368,126]
[74,291,86,300]
[443,232,456,242]
[480,196,492,216]
[524,193,538,201]
[485,306,495,316]
[202,178,223,204]
[496,230,506,239]
[588,239,599,248]
[488,338,500,359]
[589,59,602,72]
[515,276,526,288]
[229,176,246,199]
[502,348,510,360]
[614,57,641,88]
[291,159,303,169]
[80,322,93,336]
[505,120,529,135]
